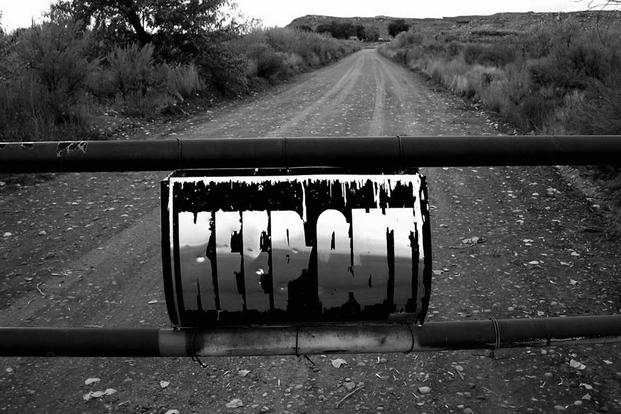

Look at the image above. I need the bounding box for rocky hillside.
[288,10,621,40]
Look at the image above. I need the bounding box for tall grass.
[380,19,621,134]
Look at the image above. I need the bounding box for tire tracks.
[266,53,365,137]
[367,58,386,136]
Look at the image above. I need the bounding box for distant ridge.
[288,10,621,39]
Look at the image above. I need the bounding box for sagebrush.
[380,18,621,134]
[0,20,358,141]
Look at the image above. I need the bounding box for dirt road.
[1,49,620,413]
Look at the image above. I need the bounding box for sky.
[0,0,593,32]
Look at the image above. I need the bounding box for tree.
[363,25,380,42]
[353,24,365,40]
[314,21,362,39]
[49,0,237,59]
[332,21,354,39]
[315,24,333,36]
[49,0,249,94]
[388,19,410,37]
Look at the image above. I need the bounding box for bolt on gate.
[0,135,620,357]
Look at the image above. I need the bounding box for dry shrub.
[167,64,204,99]
[244,43,290,83]
[558,78,621,135]
[382,17,621,133]
[0,21,95,141]
[93,45,204,115]
[105,44,165,97]
[229,27,360,83]
[99,43,175,116]
[0,15,359,141]
[394,30,424,49]
[285,53,305,72]
[0,73,92,141]
[463,43,517,67]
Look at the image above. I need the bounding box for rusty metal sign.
[161,170,432,327]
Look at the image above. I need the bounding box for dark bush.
[388,19,410,37]
[197,43,248,96]
[463,44,484,65]
[353,25,366,40]
[258,52,290,81]
[564,78,621,135]
[521,27,553,59]
[315,21,361,39]
[518,89,557,130]
[529,57,588,89]
[229,27,360,80]
[446,42,463,58]
[393,31,424,49]
[463,43,516,67]
[246,44,290,82]
[363,26,380,42]
[557,41,615,82]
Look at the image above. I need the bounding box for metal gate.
[1,135,621,357]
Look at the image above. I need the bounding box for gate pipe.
[0,315,619,357]
[1,136,621,173]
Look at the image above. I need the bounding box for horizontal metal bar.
[1,136,621,173]
[0,315,619,357]
[0,327,161,357]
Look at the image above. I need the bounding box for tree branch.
[115,0,152,45]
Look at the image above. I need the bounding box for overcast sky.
[0,0,591,32]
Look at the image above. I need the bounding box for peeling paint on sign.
[56,141,88,158]
[161,170,432,327]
